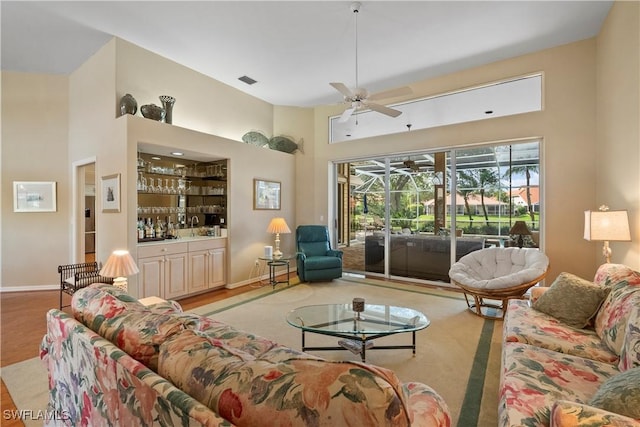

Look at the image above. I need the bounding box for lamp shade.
[584,210,631,242]
[266,217,291,234]
[100,250,140,278]
[509,221,532,236]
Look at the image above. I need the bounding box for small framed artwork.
[13,181,57,212]
[254,179,281,210]
[101,173,121,213]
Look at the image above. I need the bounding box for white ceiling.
[1,1,612,108]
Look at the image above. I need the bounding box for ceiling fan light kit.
[331,2,412,123]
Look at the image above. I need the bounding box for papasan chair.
[449,247,550,319]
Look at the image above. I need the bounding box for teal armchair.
[296,225,343,282]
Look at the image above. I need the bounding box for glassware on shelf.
[163,178,171,194]
[137,172,147,192]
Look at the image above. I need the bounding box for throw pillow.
[532,272,610,328]
[589,367,640,419]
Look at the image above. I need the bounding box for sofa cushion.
[72,284,186,370]
[93,310,185,371]
[594,264,640,355]
[532,272,610,328]
[499,342,620,427]
[302,255,342,270]
[619,304,640,371]
[504,300,618,364]
[551,400,640,426]
[159,329,412,427]
[589,366,640,419]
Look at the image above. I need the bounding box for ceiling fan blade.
[338,107,356,123]
[365,102,403,118]
[368,86,412,102]
[330,82,354,98]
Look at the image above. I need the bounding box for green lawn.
[356,213,539,234]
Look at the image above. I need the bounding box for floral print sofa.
[40,283,451,426]
[499,263,640,426]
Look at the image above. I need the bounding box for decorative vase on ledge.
[140,104,165,121]
[159,95,175,124]
[119,93,137,116]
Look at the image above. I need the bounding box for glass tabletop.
[259,254,297,262]
[286,303,429,335]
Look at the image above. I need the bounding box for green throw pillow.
[589,367,640,418]
[532,272,610,328]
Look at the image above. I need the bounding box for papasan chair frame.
[449,247,550,319]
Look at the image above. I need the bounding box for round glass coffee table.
[286,303,429,362]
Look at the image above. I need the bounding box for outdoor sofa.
[365,232,485,281]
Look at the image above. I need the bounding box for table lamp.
[100,250,139,292]
[584,205,631,263]
[266,217,291,259]
[509,221,532,248]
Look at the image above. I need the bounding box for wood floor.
[0,283,258,427]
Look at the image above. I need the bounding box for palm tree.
[503,164,539,222]
[456,170,478,222]
[457,169,499,226]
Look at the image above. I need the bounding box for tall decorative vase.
[159,95,175,124]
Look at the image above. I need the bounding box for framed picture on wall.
[254,179,281,210]
[101,173,121,213]
[13,181,57,212]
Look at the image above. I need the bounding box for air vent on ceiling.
[238,75,257,85]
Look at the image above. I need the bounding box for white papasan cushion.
[449,247,549,290]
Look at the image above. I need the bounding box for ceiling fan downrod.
[352,2,361,91]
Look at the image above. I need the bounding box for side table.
[259,254,296,289]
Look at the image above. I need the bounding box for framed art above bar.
[254,179,281,210]
[101,173,121,213]
[13,181,57,212]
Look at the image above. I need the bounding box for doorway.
[75,161,96,263]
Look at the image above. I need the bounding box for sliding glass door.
[337,140,541,285]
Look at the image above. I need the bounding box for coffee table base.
[300,330,418,363]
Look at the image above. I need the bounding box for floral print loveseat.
[500,263,640,426]
[40,283,451,426]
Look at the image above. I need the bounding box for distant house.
[424,193,509,216]
[510,186,540,213]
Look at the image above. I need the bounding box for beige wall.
[112,40,296,292]
[115,39,274,142]
[2,4,638,290]
[300,38,600,282]
[123,116,295,294]
[596,1,640,268]
[1,72,70,288]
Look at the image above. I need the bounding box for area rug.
[1,357,50,427]
[191,276,501,427]
[2,276,501,427]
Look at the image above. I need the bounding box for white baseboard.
[0,284,58,293]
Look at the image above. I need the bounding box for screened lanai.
[336,140,541,285]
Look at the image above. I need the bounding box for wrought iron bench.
[58,262,114,309]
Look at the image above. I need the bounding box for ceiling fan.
[331,2,412,123]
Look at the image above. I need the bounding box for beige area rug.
[191,276,502,427]
[1,357,50,427]
[3,277,501,427]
